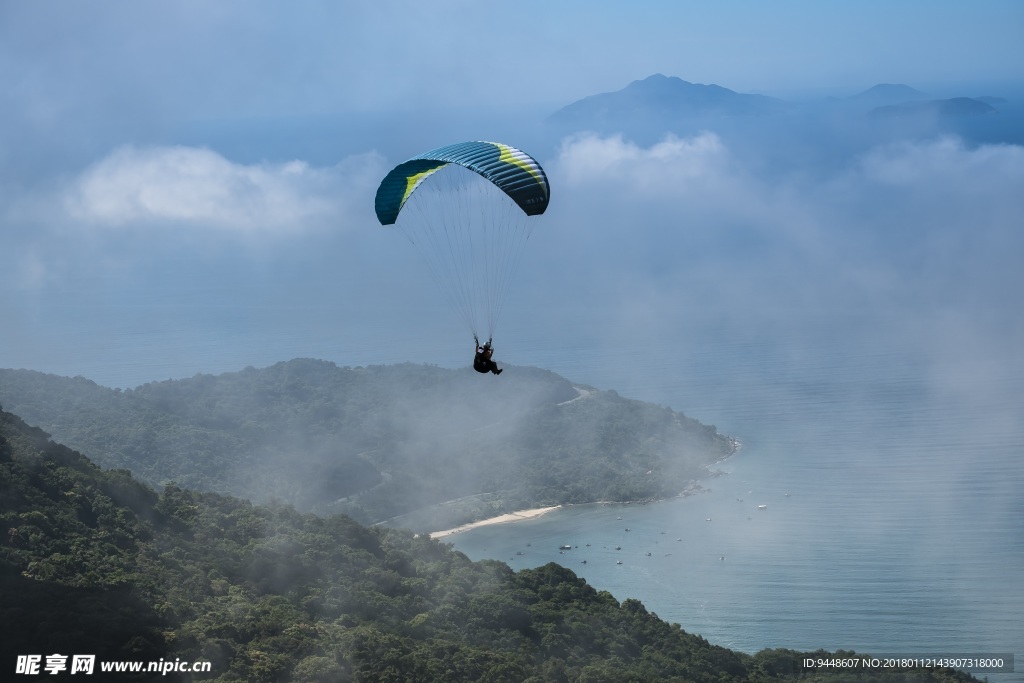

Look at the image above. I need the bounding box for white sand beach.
[430,505,562,539]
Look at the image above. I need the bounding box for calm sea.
[448,309,1024,681]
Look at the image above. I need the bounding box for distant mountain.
[543,75,1021,151]
[868,97,998,119]
[0,361,736,530]
[547,73,790,130]
[848,83,928,105]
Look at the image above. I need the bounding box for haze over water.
[449,309,1024,680]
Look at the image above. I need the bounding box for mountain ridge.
[545,73,1013,145]
[867,96,998,118]
[548,73,790,127]
[847,82,928,104]
[0,360,736,531]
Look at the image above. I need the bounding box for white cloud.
[858,136,1024,188]
[63,145,385,237]
[553,132,732,191]
[548,131,819,259]
[825,137,1024,268]
[552,132,1024,253]
[542,132,1024,317]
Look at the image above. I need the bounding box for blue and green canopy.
[375,141,550,225]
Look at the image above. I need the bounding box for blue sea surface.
[445,310,1024,680]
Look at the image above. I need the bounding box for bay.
[445,309,1024,681]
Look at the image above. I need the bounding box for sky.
[1,0,1023,392]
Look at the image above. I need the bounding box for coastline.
[430,505,562,539]
[427,481,721,541]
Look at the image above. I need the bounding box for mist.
[3,100,1023,413]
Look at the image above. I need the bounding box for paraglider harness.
[473,336,502,375]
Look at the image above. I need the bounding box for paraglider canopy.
[375,141,549,225]
[375,141,549,341]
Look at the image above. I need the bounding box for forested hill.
[0,361,735,530]
[0,406,980,682]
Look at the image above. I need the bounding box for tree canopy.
[0,362,735,530]
[0,406,980,682]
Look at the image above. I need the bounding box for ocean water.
[445,309,1024,680]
